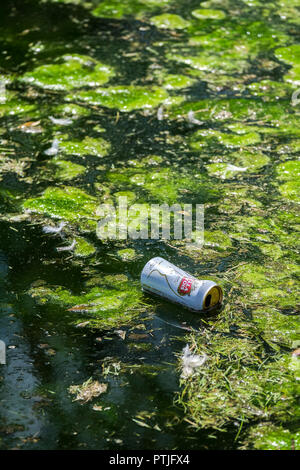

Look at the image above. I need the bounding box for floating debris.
[208,163,248,179]
[42,221,66,235]
[17,120,43,133]
[187,110,203,126]
[114,329,126,340]
[141,257,223,312]
[181,344,207,378]
[226,164,248,172]
[128,333,148,340]
[92,404,103,411]
[69,85,168,112]
[75,321,90,328]
[44,138,59,156]
[67,304,91,313]
[49,116,73,126]
[157,106,164,121]
[56,239,76,252]
[69,378,107,403]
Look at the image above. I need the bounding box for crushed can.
[140,257,223,312]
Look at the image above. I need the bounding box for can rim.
[202,285,223,310]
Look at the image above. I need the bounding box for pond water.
[0,0,299,450]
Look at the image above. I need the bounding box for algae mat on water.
[0,0,299,451]
[20,54,115,91]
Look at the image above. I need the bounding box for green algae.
[113,190,137,204]
[46,0,89,3]
[177,336,299,431]
[154,72,196,90]
[234,261,300,312]
[209,186,263,216]
[117,248,138,261]
[251,306,299,348]
[230,150,269,170]
[92,1,137,19]
[185,22,283,55]
[74,237,96,257]
[191,9,226,20]
[20,54,115,91]
[51,103,91,119]
[92,0,170,20]
[169,97,290,125]
[252,242,283,260]
[150,14,190,30]
[203,230,232,251]
[166,19,288,78]
[23,186,97,222]
[27,274,144,330]
[276,161,300,202]
[205,148,270,179]
[106,166,219,205]
[243,424,300,450]
[163,74,195,90]
[128,155,163,169]
[206,163,246,179]
[167,51,249,74]
[59,136,111,158]
[275,45,300,66]
[276,139,300,155]
[51,158,86,181]
[274,45,300,85]
[69,86,169,112]
[278,180,300,202]
[276,161,300,181]
[226,214,294,245]
[0,96,37,118]
[190,128,261,150]
[247,80,293,101]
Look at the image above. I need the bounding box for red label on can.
[178,277,193,296]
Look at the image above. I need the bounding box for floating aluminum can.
[140,257,223,312]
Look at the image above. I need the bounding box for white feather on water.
[157,106,164,121]
[44,138,59,156]
[181,344,207,378]
[42,221,66,235]
[217,164,248,180]
[49,116,73,126]
[187,110,203,126]
[56,239,77,252]
[226,164,248,172]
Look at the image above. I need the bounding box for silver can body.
[140,257,223,312]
